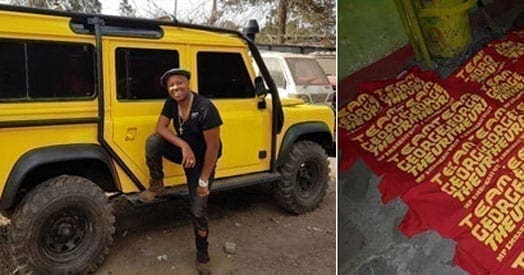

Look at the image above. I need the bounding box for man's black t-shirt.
[161,92,223,162]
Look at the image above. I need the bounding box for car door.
[103,40,190,189]
[190,48,272,177]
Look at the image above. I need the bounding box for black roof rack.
[70,17,164,39]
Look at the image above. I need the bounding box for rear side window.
[0,40,95,101]
[116,48,179,100]
[197,52,254,99]
[286,57,329,86]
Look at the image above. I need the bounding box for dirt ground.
[0,159,335,274]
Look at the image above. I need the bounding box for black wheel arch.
[0,144,120,211]
[277,122,333,168]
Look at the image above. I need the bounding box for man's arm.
[197,126,220,196]
[156,114,196,168]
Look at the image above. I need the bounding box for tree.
[276,0,287,44]
[208,0,221,26]
[141,0,170,19]
[10,0,102,13]
[10,0,48,8]
[67,0,101,13]
[219,0,335,46]
[119,0,136,17]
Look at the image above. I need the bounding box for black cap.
[160,68,191,88]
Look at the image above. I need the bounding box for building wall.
[338,0,408,80]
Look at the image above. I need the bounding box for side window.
[263,58,286,89]
[0,40,94,100]
[116,48,179,100]
[197,52,254,99]
[286,57,330,86]
[0,41,25,99]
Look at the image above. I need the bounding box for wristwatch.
[198,178,208,188]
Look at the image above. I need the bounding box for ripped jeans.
[145,134,214,251]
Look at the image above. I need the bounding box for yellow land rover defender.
[0,5,335,273]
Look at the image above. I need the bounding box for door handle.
[125,128,137,141]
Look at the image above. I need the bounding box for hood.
[280,97,306,106]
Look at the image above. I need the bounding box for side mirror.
[254,76,267,98]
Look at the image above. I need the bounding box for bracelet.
[198,178,208,188]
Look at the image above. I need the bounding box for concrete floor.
[338,160,466,275]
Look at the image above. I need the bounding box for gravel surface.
[0,158,336,274]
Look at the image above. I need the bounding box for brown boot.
[149,178,165,195]
[137,179,165,202]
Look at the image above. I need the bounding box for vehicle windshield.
[286,58,329,86]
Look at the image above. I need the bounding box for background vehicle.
[0,5,334,273]
[309,51,336,90]
[261,51,335,104]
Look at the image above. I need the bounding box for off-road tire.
[275,140,329,214]
[9,175,115,274]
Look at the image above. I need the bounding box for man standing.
[139,68,222,264]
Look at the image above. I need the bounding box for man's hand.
[181,143,196,168]
[197,185,209,197]
[156,115,196,169]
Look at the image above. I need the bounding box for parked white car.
[260,51,335,104]
[309,51,336,90]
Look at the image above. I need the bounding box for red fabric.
[444,34,524,109]
[338,67,444,172]
[401,144,523,274]
[338,31,524,274]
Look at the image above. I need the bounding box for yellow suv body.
[0,5,334,273]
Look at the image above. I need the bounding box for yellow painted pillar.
[397,0,434,67]
[416,0,477,58]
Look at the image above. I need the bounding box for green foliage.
[119,0,136,17]
[10,0,48,8]
[220,0,335,46]
[9,0,101,13]
[67,0,101,13]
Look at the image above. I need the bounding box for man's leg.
[139,134,183,202]
[186,166,215,263]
